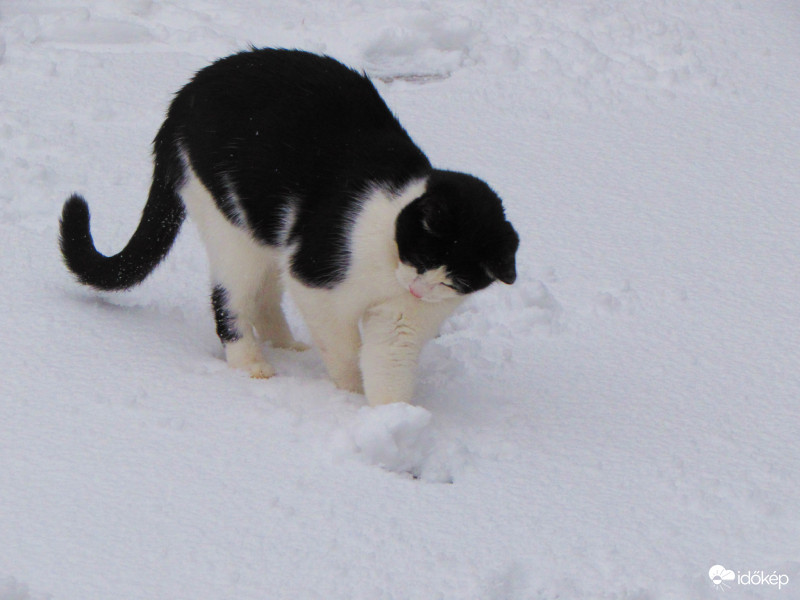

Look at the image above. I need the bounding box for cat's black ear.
[488,255,517,285]
[488,221,519,284]
[420,195,454,238]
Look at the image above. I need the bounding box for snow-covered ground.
[2,1,799,598]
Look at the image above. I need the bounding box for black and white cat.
[59,48,519,406]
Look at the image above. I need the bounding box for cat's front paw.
[333,370,364,395]
[365,392,408,406]
[362,370,415,406]
[225,339,276,379]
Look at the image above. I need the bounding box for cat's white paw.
[275,339,311,352]
[332,369,364,395]
[225,338,276,379]
[248,362,276,379]
[366,391,409,406]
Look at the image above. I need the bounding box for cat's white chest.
[285,180,463,405]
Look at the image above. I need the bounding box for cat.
[59,48,519,406]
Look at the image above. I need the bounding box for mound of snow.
[360,11,480,82]
[333,403,467,483]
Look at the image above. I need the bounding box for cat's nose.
[409,276,433,299]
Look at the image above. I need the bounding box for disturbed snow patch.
[333,403,468,483]
[361,11,480,83]
[442,279,563,338]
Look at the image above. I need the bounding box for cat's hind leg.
[180,170,277,378]
[211,283,275,379]
[252,269,309,352]
[209,252,295,378]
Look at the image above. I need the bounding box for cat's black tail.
[59,127,187,291]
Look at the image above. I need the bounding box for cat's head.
[395,170,519,303]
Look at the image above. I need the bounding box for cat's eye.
[440,282,458,290]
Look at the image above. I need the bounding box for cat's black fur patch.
[172,49,432,287]
[211,285,240,343]
[59,48,518,301]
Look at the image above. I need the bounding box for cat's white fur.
[180,168,464,405]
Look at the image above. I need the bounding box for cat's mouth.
[396,263,460,302]
[408,276,459,302]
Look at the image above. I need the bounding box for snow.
[2,1,800,599]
